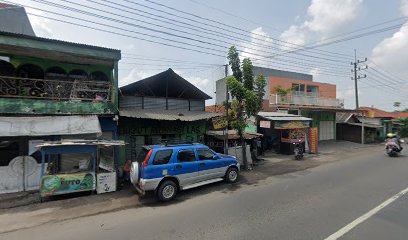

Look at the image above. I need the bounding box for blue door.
[174,148,199,186]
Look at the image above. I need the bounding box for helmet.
[387,133,396,138]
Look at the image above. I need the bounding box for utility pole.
[351,49,367,109]
[224,64,229,154]
[351,49,368,144]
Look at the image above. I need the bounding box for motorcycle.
[293,139,304,160]
[385,138,404,157]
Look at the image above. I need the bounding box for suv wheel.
[157,180,177,202]
[225,167,239,183]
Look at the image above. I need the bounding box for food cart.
[275,121,309,155]
[37,140,125,198]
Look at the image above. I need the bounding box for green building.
[0,31,121,194]
[118,69,218,165]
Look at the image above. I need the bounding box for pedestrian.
[123,160,132,182]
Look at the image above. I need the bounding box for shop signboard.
[212,116,227,129]
[259,120,271,128]
[40,172,95,196]
[275,121,309,129]
[96,172,117,194]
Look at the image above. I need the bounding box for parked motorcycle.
[385,138,404,157]
[293,140,304,160]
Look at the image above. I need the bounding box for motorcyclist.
[386,133,403,151]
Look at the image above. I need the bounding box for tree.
[399,118,408,138]
[225,46,266,170]
[274,85,293,95]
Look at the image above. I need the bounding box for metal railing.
[270,94,344,108]
[0,75,112,102]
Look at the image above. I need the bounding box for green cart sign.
[40,172,95,197]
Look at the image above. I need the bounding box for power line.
[87,0,353,66]
[29,0,349,66]
[23,0,354,69]
[140,0,355,60]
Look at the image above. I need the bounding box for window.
[306,85,319,97]
[292,84,305,95]
[153,150,173,165]
[197,149,216,160]
[177,149,196,162]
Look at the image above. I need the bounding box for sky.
[6,0,408,111]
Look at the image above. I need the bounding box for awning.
[119,109,220,121]
[0,115,102,137]
[206,130,262,140]
[258,111,312,121]
[347,122,383,129]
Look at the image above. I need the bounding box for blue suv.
[130,143,240,201]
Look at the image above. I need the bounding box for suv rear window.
[153,150,173,165]
[136,148,150,163]
[177,149,196,162]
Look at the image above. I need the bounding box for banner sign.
[97,172,117,194]
[275,121,309,129]
[259,120,271,128]
[40,172,95,196]
[308,128,318,154]
[212,116,227,129]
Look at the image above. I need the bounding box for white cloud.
[279,0,363,49]
[19,0,55,38]
[119,68,154,87]
[240,27,273,61]
[280,25,307,50]
[371,23,408,77]
[309,67,321,77]
[304,0,363,37]
[402,0,408,16]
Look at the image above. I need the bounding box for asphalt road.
[3,146,408,240]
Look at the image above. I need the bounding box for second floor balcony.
[0,75,112,101]
[270,94,344,108]
[0,75,115,114]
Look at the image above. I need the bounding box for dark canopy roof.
[120,68,211,100]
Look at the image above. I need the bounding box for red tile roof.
[395,112,408,118]
[205,105,225,113]
[358,106,408,119]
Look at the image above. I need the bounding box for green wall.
[0,98,115,114]
[118,118,207,166]
[301,111,336,139]
[9,55,112,77]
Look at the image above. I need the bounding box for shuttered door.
[319,121,334,140]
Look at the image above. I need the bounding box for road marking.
[325,186,408,240]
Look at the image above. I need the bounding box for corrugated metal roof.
[0,31,121,58]
[336,112,353,123]
[119,109,220,121]
[258,111,312,121]
[120,69,212,100]
[36,140,125,148]
[347,123,383,129]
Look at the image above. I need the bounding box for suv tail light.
[143,149,153,167]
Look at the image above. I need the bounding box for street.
[1,146,408,240]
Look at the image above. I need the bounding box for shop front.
[257,112,312,155]
[37,140,124,198]
[275,121,309,154]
